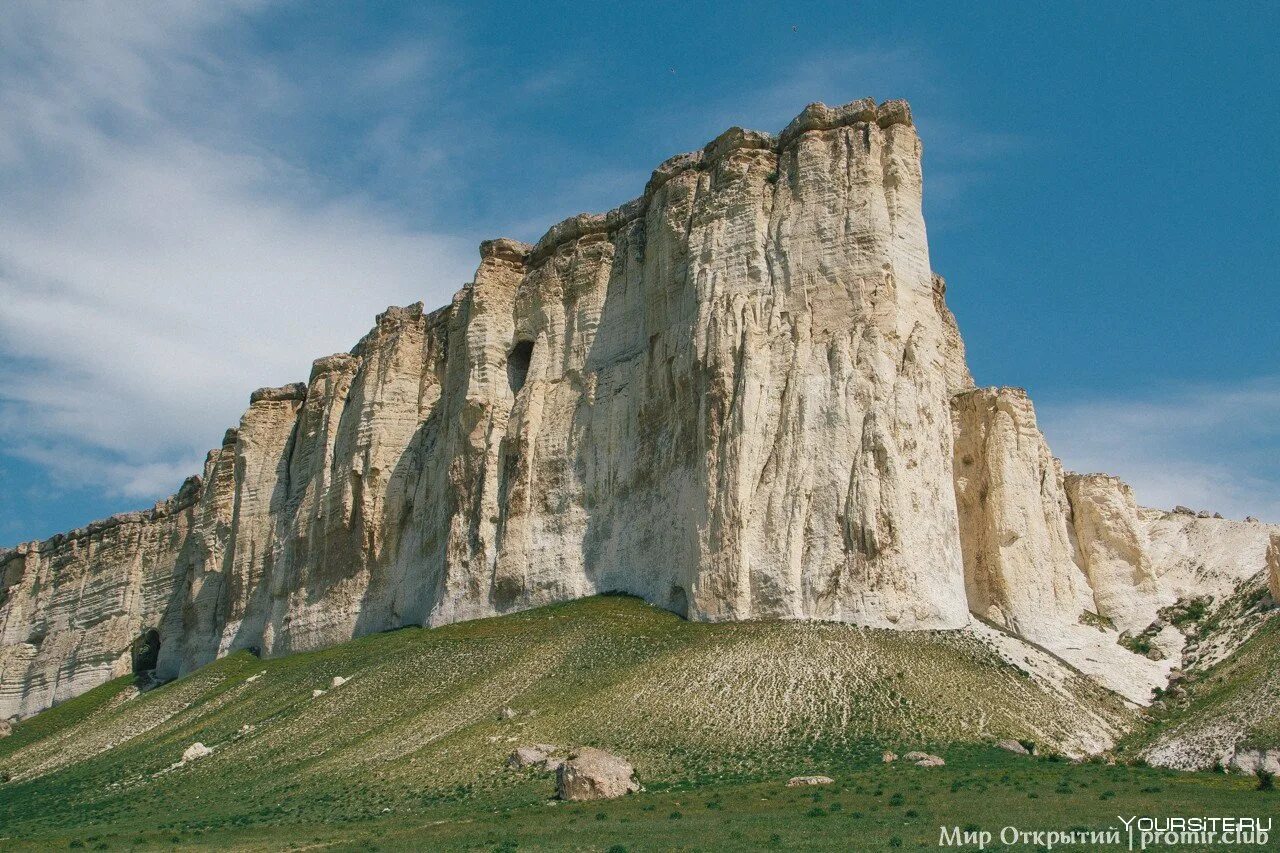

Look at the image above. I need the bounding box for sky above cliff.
[1,0,1277,541]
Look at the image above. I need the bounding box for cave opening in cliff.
[507,340,534,394]
[131,628,160,674]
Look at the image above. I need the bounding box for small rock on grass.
[507,746,549,769]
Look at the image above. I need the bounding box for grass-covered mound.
[0,595,1148,848]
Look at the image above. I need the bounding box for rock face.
[1,98,1277,720]
[555,747,640,800]
[0,479,200,718]
[1266,534,1280,602]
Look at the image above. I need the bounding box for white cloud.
[0,3,474,505]
[1038,378,1280,522]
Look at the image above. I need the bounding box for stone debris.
[181,743,211,763]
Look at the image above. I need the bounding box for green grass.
[0,594,1235,850]
[1,748,1268,851]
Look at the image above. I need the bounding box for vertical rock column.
[156,433,237,678]
[427,239,529,625]
[951,387,1092,633]
[216,384,307,659]
[699,100,971,626]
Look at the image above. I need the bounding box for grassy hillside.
[7,594,1256,850]
[1131,577,1280,768]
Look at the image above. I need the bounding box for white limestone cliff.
[2,99,1277,721]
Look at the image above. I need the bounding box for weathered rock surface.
[555,747,640,800]
[996,739,1029,755]
[0,478,200,718]
[181,742,211,763]
[949,387,1278,703]
[1,98,1277,722]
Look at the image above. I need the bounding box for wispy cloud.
[1038,377,1280,522]
[0,4,474,508]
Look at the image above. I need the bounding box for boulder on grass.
[902,751,930,762]
[182,742,211,763]
[556,747,640,801]
[786,775,834,787]
[507,746,549,769]
[997,739,1029,755]
[914,755,946,767]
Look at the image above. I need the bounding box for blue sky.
[1,0,1277,543]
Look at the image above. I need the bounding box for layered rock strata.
[2,99,1276,719]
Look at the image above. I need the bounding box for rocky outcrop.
[0,479,200,718]
[2,98,1277,720]
[951,389,1168,702]
[951,388,1092,635]
[1065,474,1165,634]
